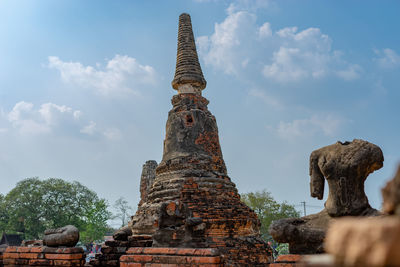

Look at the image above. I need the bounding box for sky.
[0,0,399,226]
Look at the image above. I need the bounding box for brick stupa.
[120,13,272,266]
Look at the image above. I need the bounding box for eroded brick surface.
[2,246,84,267]
[120,248,223,267]
[120,13,272,266]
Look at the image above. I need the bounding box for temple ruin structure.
[94,13,272,267]
[269,139,384,254]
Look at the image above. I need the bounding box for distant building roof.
[0,233,23,246]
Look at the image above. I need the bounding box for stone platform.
[3,246,85,267]
[120,247,222,267]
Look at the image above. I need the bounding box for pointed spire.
[172,13,206,94]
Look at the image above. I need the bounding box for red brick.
[17,247,32,253]
[45,253,84,260]
[126,247,144,254]
[3,252,20,259]
[29,258,53,266]
[270,263,298,267]
[187,256,221,264]
[142,247,179,255]
[120,263,143,267]
[132,254,153,262]
[176,248,196,255]
[53,259,85,266]
[18,252,42,259]
[193,248,219,256]
[276,254,303,262]
[4,246,18,253]
[3,258,30,265]
[31,247,45,253]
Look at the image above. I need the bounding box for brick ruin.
[99,13,272,266]
[90,161,157,267]
[2,246,85,267]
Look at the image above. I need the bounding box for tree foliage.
[241,189,300,242]
[0,177,112,243]
[113,197,133,228]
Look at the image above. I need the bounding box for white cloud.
[374,48,400,69]
[103,128,122,140]
[227,0,272,14]
[5,102,122,140]
[80,121,97,135]
[8,101,50,134]
[38,103,80,126]
[197,11,257,75]
[7,101,83,135]
[198,8,361,83]
[249,88,282,109]
[335,64,362,81]
[258,22,272,39]
[48,55,157,96]
[271,115,343,140]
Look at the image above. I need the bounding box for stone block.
[325,217,400,267]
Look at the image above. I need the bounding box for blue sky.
[0,0,399,224]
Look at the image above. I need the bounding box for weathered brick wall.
[117,13,272,266]
[120,247,222,267]
[3,246,85,266]
[128,92,272,265]
[89,236,152,267]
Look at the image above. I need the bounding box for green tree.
[113,197,133,227]
[80,199,113,244]
[0,194,8,232]
[1,177,112,243]
[241,190,300,243]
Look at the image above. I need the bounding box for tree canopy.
[113,197,133,228]
[241,189,300,242]
[0,177,112,243]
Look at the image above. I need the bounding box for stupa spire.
[171,13,206,94]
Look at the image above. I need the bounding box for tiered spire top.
[171,13,206,94]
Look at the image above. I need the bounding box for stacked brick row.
[120,247,222,267]
[2,246,85,266]
[0,246,5,267]
[90,236,152,267]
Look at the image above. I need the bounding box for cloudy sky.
[1,0,399,223]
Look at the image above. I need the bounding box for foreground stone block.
[3,246,85,267]
[325,217,400,267]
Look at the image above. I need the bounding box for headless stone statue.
[269,139,383,254]
[43,225,79,247]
